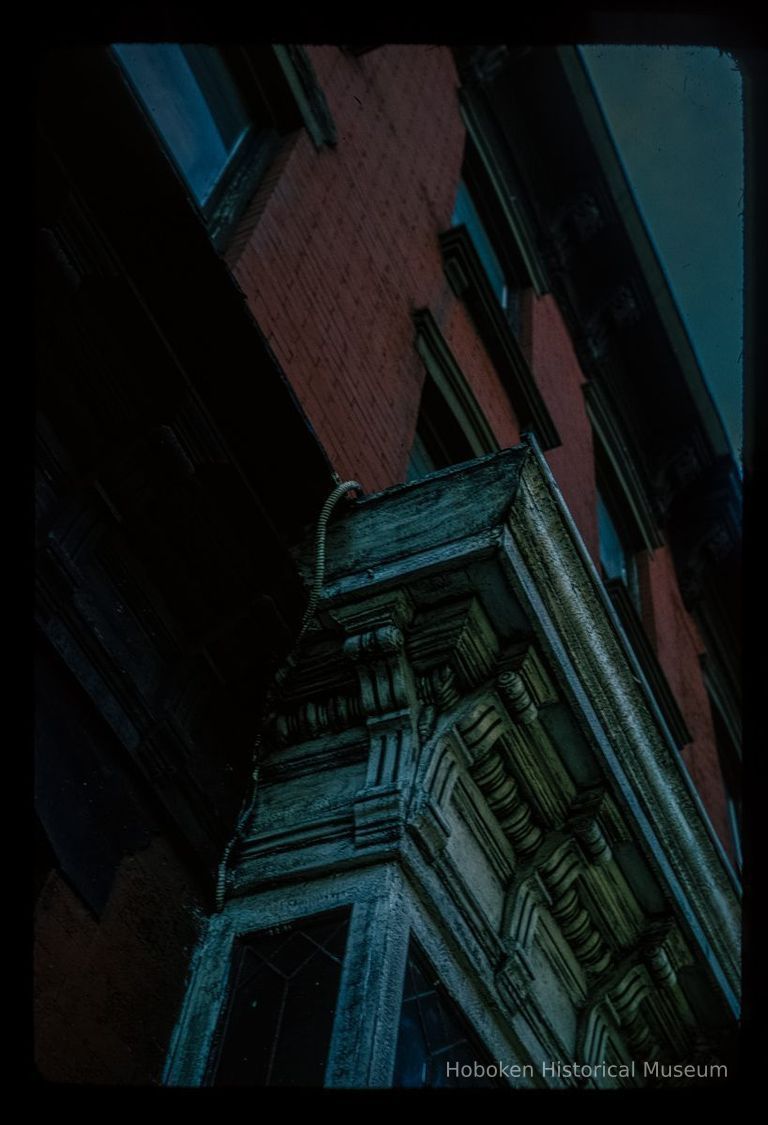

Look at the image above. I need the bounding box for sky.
[578,45,743,464]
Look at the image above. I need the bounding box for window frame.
[205,906,352,1087]
[457,84,550,297]
[406,308,498,481]
[455,143,530,336]
[111,43,335,251]
[587,413,693,752]
[596,483,641,606]
[584,380,661,554]
[393,937,505,1087]
[439,140,560,452]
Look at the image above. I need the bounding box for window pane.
[393,941,502,1087]
[597,490,629,584]
[406,377,477,482]
[210,908,350,1087]
[114,43,250,206]
[452,181,507,308]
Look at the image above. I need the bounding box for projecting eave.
[310,443,740,1014]
[168,443,739,1084]
[557,46,736,466]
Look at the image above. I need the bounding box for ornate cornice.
[224,446,738,1071]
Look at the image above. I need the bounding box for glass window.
[393,940,504,1087]
[208,908,350,1087]
[597,488,641,611]
[406,376,476,482]
[453,181,507,305]
[113,44,252,208]
[597,489,629,585]
[452,180,520,334]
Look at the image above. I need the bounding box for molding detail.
[552,190,609,262]
[272,45,337,148]
[497,669,537,724]
[583,379,661,552]
[568,788,626,866]
[408,595,499,688]
[413,309,499,459]
[333,593,419,797]
[538,839,612,975]
[206,447,739,1080]
[457,703,544,860]
[502,446,740,995]
[582,281,644,361]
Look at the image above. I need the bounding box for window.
[114,44,279,246]
[597,485,645,623]
[393,940,503,1087]
[112,44,337,252]
[597,487,639,603]
[450,139,531,338]
[439,144,560,451]
[406,309,498,482]
[591,442,692,752]
[407,377,478,481]
[452,179,520,336]
[592,427,649,614]
[207,908,351,1086]
[114,45,251,208]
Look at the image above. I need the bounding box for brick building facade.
[36,43,742,1087]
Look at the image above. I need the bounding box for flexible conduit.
[214,479,363,910]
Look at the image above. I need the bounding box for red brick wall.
[525,291,599,566]
[642,545,734,859]
[227,45,522,493]
[35,838,202,1084]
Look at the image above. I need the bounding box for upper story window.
[597,486,640,610]
[406,310,498,482]
[452,183,508,311]
[597,489,631,586]
[451,179,520,337]
[407,376,477,481]
[112,44,336,252]
[113,44,277,245]
[114,45,253,209]
[438,143,560,451]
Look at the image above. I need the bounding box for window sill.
[205,128,281,252]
